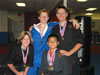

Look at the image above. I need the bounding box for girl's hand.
[16,71,24,75]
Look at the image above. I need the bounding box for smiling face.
[38,12,49,24]
[47,37,59,50]
[56,8,68,22]
[21,34,30,48]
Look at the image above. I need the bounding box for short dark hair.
[56,6,70,21]
[56,6,69,13]
[47,34,59,42]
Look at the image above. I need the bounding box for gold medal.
[62,37,64,40]
[48,66,54,71]
[41,40,43,43]
[57,52,62,58]
[24,64,27,68]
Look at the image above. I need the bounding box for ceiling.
[0,0,100,14]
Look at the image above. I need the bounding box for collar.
[34,23,48,36]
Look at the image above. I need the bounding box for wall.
[71,13,100,33]
[8,12,24,42]
[0,11,8,44]
[24,12,39,30]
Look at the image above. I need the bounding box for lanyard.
[39,24,45,40]
[21,47,29,65]
[47,48,57,66]
[59,23,66,39]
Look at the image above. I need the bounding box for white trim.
[34,23,48,37]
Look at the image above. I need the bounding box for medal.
[59,23,66,41]
[47,49,57,71]
[57,52,62,58]
[48,66,54,71]
[62,37,64,40]
[41,40,43,43]
[24,64,27,68]
[39,24,46,44]
[21,47,29,67]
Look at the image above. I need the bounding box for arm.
[7,64,24,75]
[60,43,83,56]
[24,66,30,75]
[7,46,24,75]
[60,28,83,56]
[29,25,34,31]
[48,22,59,27]
[41,73,44,75]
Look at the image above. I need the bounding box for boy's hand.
[29,25,33,31]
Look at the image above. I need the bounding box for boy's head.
[47,34,59,49]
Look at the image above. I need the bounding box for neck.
[50,48,56,53]
[60,20,67,26]
[40,23,47,29]
[21,45,28,51]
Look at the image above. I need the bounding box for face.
[21,34,30,47]
[47,37,59,49]
[56,8,68,22]
[38,12,49,24]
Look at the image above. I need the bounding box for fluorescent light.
[86,8,97,11]
[16,3,26,7]
[77,0,88,2]
[85,13,93,15]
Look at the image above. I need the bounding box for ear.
[47,42,49,46]
[38,16,40,20]
[66,13,68,17]
[48,17,49,20]
[58,41,59,45]
[56,14,58,17]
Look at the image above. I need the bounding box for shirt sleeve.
[7,46,16,64]
[73,28,84,44]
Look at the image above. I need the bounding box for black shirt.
[7,44,34,68]
[52,22,83,64]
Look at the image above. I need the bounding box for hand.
[29,25,33,31]
[69,19,80,29]
[16,71,24,75]
[23,72,27,75]
[59,50,71,56]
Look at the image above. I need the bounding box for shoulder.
[11,43,20,50]
[48,22,59,25]
[48,22,59,27]
[29,44,34,51]
[67,21,78,32]
[53,24,59,29]
[29,44,34,48]
[8,43,21,56]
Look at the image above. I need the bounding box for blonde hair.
[38,8,49,16]
[17,31,33,44]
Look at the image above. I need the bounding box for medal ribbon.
[47,48,57,66]
[59,23,66,39]
[39,24,45,40]
[21,47,29,65]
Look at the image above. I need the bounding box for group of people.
[7,6,83,75]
